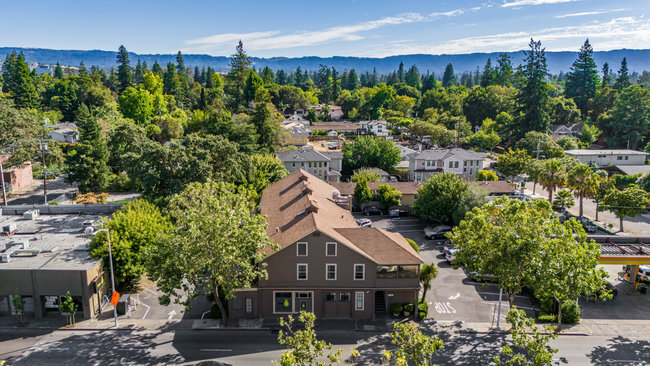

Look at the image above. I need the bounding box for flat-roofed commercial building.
[0,213,108,320]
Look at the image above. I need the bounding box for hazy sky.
[2,0,649,57]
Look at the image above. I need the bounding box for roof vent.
[2,224,17,236]
[23,210,40,220]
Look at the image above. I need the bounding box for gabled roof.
[277,147,330,163]
[335,228,422,264]
[259,170,421,264]
[471,180,516,195]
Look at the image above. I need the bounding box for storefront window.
[274,292,292,313]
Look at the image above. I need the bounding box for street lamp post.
[95,228,118,327]
[39,141,48,205]
[0,161,7,206]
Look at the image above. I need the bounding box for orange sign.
[110,290,120,307]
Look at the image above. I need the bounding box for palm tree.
[568,164,600,218]
[538,158,566,204]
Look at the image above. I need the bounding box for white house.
[359,120,389,137]
[45,123,79,144]
[408,148,486,182]
[565,149,648,167]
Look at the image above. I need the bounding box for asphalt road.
[7,175,75,205]
[6,328,650,365]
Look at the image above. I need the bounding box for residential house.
[359,120,389,137]
[565,149,648,167]
[277,146,343,183]
[282,123,311,146]
[228,170,422,320]
[45,123,79,144]
[329,106,344,120]
[332,181,421,207]
[471,181,517,197]
[551,124,583,140]
[407,148,486,182]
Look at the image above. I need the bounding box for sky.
[2,0,649,57]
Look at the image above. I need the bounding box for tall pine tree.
[442,63,456,88]
[565,39,600,116]
[116,45,133,93]
[602,63,612,88]
[2,52,39,109]
[614,57,631,90]
[516,39,551,136]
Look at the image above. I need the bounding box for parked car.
[579,217,598,233]
[363,206,382,216]
[623,265,650,283]
[469,271,499,283]
[355,218,372,228]
[444,247,458,263]
[424,225,453,240]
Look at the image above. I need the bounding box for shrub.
[48,200,59,205]
[418,299,429,319]
[477,169,498,181]
[405,238,419,253]
[75,192,110,204]
[537,313,557,323]
[403,303,415,314]
[390,303,403,315]
[561,300,581,324]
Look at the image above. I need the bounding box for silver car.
[424,225,453,239]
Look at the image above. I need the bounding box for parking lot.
[363,213,650,325]
[357,213,537,325]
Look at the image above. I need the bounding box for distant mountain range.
[2,47,650,75]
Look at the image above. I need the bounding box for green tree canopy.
[146,181,276,325]
[342,135,401,175]
[412,172,469,224]
[601,185,650,232]
[496,149,532,179]
[494,307,557,366]
[516,39,551,136]
[376,184,402,210]
[90,199,172,285]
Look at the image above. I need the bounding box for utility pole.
[96,228,118,328]
[0,161,7,206]
[40,141,48,204]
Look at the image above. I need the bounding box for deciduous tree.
[494,307,557,366]
[601,186,650,232]
[412,172,469,224]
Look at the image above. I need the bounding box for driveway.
[359,214,537,325]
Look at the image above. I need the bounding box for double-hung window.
[297,264,308,280]
[354,264,365,280]
[326,264,337,280]
[326,242,337,256]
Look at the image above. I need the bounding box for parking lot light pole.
[95,228,118,327]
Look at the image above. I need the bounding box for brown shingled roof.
[259,169,422,264]
[471,180,516,195]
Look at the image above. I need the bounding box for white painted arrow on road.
[448,293,460,300]
[168,310,176,320]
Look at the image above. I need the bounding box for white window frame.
[326,263,337,280]
[297,263,308,280]
[326,242,337,256]
[354,264,365,281]
[355,292,364,311]
[296,242,308,256]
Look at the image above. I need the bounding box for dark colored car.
[363,206,382,216]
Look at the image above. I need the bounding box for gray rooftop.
[565,149,648,156]
[0,214,104,271]
[408,148,486,161]
[277,147,331,163]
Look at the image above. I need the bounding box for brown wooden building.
[229,170,422,320]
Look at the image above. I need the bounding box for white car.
[355,218,372,228]
[444,247,458,263]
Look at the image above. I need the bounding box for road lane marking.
[201,349,232,352]
[141,303,151,319]
[448,293,460,300]
[478,291,529,299]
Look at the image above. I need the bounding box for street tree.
[601,186,650,232]
[412,172,469,224]
[449,197,556,307]
[568,164,600,218]
[383,322,444,366]
[59,291,79,325]
[376,184,402,210]
[494,307,557,366]
[552,189,574,211]
[419,263,438,301]
[593,172,613,221]
[275,311,342,366]
[538,158,567,204]
[146,181,277,325]
[342,135,401,175]
[535,218,609,329]
[496,149,532,180]
[90,199,172,285]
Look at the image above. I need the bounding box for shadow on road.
[588,336,650,365]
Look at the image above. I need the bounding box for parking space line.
[480,301,540,311]
[201,349,232,352]
[477,291,529,299]
[141,302,151,319]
